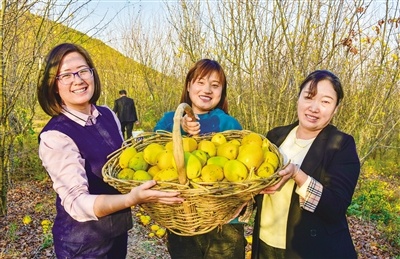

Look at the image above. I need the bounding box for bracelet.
[292,164,301,179]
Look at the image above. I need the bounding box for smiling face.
[297,79,338,138]
[57,52,95,114]
[187,71,223,114]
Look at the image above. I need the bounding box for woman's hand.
[127,180,184,206]
[181,114,200,135]
[259,163,298,194]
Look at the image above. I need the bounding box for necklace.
[294,137,314,148]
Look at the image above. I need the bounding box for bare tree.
[0,0,110,216]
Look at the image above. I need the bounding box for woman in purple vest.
[37,43,183,258]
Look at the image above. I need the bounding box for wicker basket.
[102,103,284,236]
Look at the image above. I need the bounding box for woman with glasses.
[37,43,184,258]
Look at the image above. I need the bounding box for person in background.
[113,89,139,139]
[37,43,183,258]
[251,70,360,259]
[154,59,246,259]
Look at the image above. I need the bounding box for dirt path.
[0,180,398,258]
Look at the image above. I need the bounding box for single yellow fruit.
[241,132,263,147]
[23,215,32,225]
[153,167,179,182]
[191,177,203,183]
[237,143,264,170]
[245,235,253,245]
[165,141,174,151]
[182,137,198,152]
[143,143,165,165]
[191,149,209,167]
[261,138,270,150]
[132,170,153,181]
[217,142,239,160]
[156,228,166,238]
[197,140,217,157]
[156,149,175,170]
[150,224,160,231]
[117,168,135,180]
[140,215,151,225]
[211,133,227,146]
[257,162,275,178]
[128,152,149,171]
[263,151,280,170]
[223,160,248,182]
[184,151,202,179]
[206,156,229,168]
[147,165,161,177]
[119,146,137,168]
[149,233,155,238]
[201,164,224,182]
[228,139,241,146]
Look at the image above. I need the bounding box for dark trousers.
[254,238,285,259]
[53,232,128,259]
[120,121,134,139]
[167,224,246,259]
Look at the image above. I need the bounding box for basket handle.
[173,103,194,185]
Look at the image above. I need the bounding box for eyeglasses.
[56,68,94,85]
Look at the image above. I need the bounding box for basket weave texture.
[102,103,284,236]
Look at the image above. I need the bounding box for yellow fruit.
[184,151,202,179]
[241,132,263,147]
[156,149,175,170]
[211,133,227,146]
[191,177,203,183]
[132,170,153,181]
[147,165,161,177]
[228,139,241,146]
[261,138,270,150]
[150,224,160,231]
[191,149,209,167]
[245,235,253,245]
[143,143,165,165]
[237,143,264,170]
[206,156,229,168]
[156,228,166,238]
[117,168,135,180]
[23,215,32,225]
[119,146,137,168]
[223,160,248,182]
[140,215,151,225]
[182,137,198,152]
[217,142,239,160]
[197,140,217,157]
[128,152,149,171]
[257,162,275,178]
[165,141,174,151]
[153,167,179,182]
[201,164,224,182]
[149,233,155,238]
[263,151,280,170]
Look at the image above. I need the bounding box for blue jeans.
[167,224,246,259]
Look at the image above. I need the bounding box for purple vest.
[40,106,132,243]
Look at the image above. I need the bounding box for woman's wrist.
[292,164,301,180]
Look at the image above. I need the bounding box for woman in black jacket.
[251,70,360,259]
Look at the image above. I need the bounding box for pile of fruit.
[116,132,280,185]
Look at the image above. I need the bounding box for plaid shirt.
[299,177,323,212]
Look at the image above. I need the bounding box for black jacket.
[113,96,138,123]
[252,123,360,259]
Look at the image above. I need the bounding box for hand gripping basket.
[102,103,284,236]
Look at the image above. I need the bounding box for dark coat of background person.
[113,92,138,139]
[252,122,360,259]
